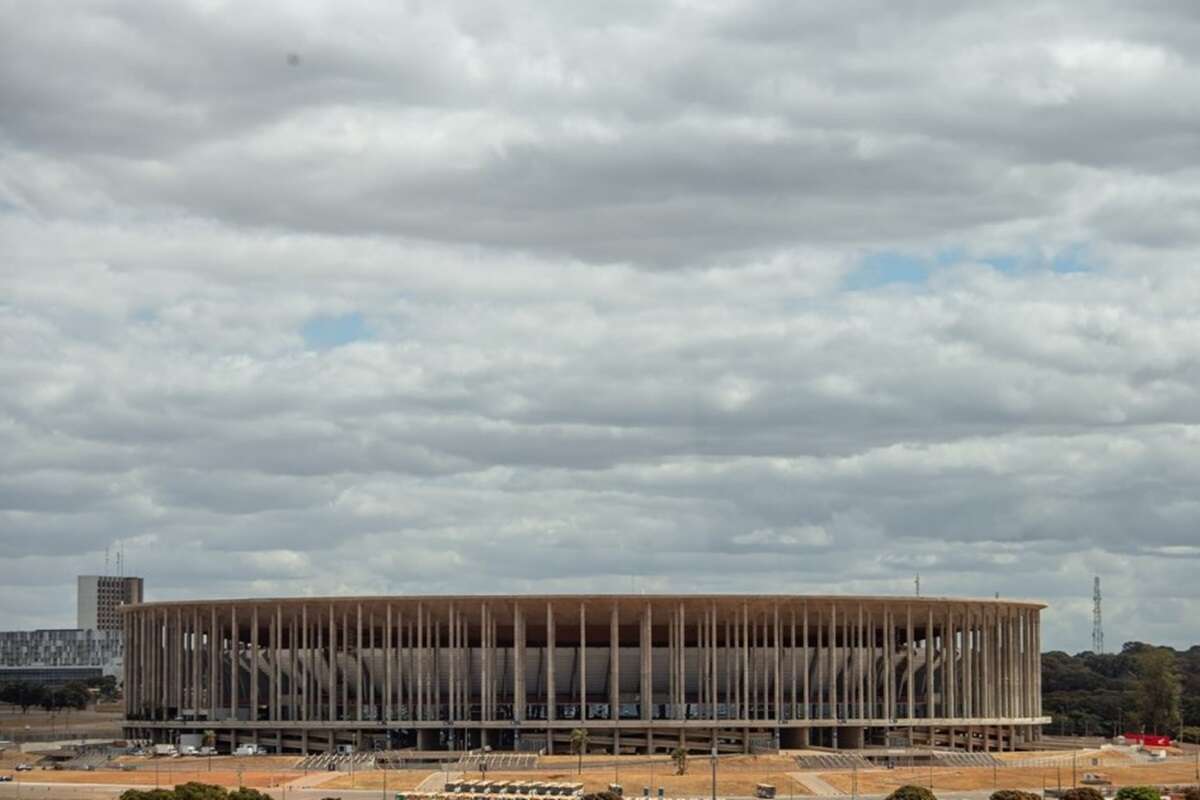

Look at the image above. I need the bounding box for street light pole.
[711,745,718,800]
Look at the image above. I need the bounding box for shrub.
[228,790,272,800]
[174,783,228,800]
[885,786,937,800]
[1181,787,1200,800]
[991,791,1040,800]
[1062,788,1107,800]
[1114,788,1161,800]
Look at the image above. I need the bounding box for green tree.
[990,791,1039,800]
[885,786,937,800]
[570,728,590,774]
[671,746,687,776]
[57,682,91,711]
[228,789,272,800]
[86,675,119,701]
[1,681,43,714]
[1114,788,1161,800]
[1061,788,1105,800]
[173,782,228,800]
[1136,648,1181,733]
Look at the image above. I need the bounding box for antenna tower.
[914,573,921,597]
[1092,576,1104,654]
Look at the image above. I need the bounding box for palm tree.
[570,728,590,774]
[671,746,688,776]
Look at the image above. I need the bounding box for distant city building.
[0,629,123,675]
[0,665,107,685]
[77,575,144,631]
[0,575,143,680]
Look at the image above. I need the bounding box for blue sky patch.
[301,312,370,349]
[844,251,929,290]
[1051,244,1092,274]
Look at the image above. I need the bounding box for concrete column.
[448,604,456,722]
[514,601,525,722]
[439,609,444,724]
[946,607,956,719]
[399,612,407,721]
[842,606,850,719]
[172,609,181,716]
[828,604,838,719]
[356,603,364,721]
[416,602,424,721]
[748,609,757,719]
[680,602,687,719]
[490,609,497,722]
[547,602,556,722]
[705,599,715,724]
[383,605,391,722]
[724,616,732,718]
[288,613,297,722]
[816,607,825,719]
[774,604,782,722]
[802,603,809,719]
[867,609,875,719]
[274,605,283,723]
[1035,611,1042,717]
[609,603,619,721]
[303,605,312,722]
[925,606,934,719]
[578,602,586,721]
[962,609,971,718]
[667,611,675,719]
[479,603,487,722]
[641,602,652,722]
[742,603,750,719]
[326,604,335,721]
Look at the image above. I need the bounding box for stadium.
[122,594,1047,754]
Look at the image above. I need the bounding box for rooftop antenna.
[105,545,110,577]
[1092,576,1104,654]
[914,573,921,597]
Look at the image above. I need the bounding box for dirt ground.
[316,770,439,790]
[484,756,807,798]
[816,753,1200,794]
[0,748,1196,796]
[0,705,124,734]
[115,755,302,770]
[0,768,292,789]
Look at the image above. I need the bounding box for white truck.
[153,744,178,757]
[234,744,266,756]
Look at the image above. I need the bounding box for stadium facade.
[122,594,1048,754]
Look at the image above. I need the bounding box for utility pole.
[711,744,718,800]
[915,574,920,597]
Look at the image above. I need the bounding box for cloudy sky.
[3,1,1199,653]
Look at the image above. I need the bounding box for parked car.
[15,764,32,772]
[0,775,13,782]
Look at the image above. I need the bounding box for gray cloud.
[2,1,1199,651]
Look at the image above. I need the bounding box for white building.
[77,575,144,631]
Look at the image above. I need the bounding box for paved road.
[0,782,1054,800]
[0,782,395,800]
